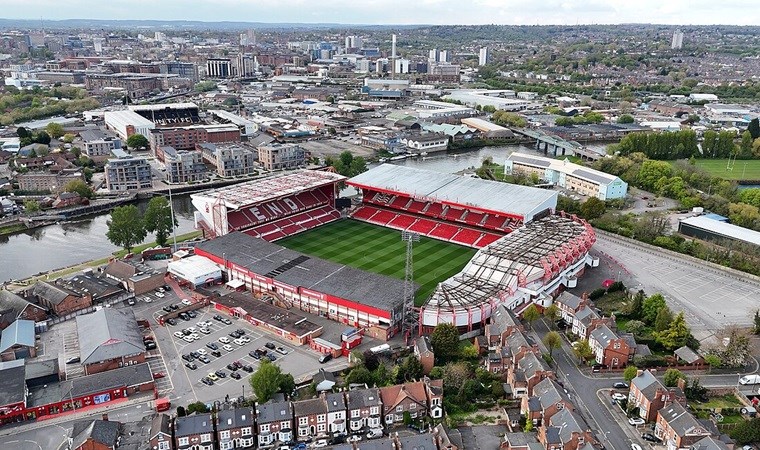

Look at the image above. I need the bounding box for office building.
[257,144,305,170]
[163,146,207,183]
[104,149,153,192]
[672,30,684,49]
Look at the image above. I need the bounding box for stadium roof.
[103,110,155,128]
[195,232,407,314]
[347,164,557,220]
[424,214,592,312]
[129,102,198,112]
[193,170,346,209]
[680,215,760,247]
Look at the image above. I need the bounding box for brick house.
[256,400,294,447]
[504,331,540,370]
[571,305,610,338]
[554,291,587,324]
[148,414,173,450]
[26,281,92,316]
[588,324,633,368]
[539,408,598,450]
[507,352,553,398]
[674,346,705,367]
[76,308,146,375]
[689,437,732,450]
[628,370,687,422]
[70,419,120,450]
[293,397,328,440]
[380,379,442,426]
[217,407,255,450]
[426,378,444,420]
[175,414,215,450]
[486,305,524,349]
[413,336,435,375]
[0,290,48,330]
[103,259,165,295]
[522,378,574,426]
[655,402,714,450]
[325,392,348,436]
[502,432,541,450]
[346,388,382,432]
[486,347,511,375]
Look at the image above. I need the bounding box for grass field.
[278,220,477,305]
[688,159,760,181]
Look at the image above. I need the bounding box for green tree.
[126,133,149,149]
[653,306,673,333]
[522,304,540,330]
[45,122,65,139]
[62,133,75,144]
[663,368,686,387]
[34,131,51,145]
[429,366,444,380]
[641,294,666,325]
[617,114,634,124]
[70,146,82,158]
[624,320,646,336]
[748,118,760,140]
[740,131,754,159]
[176,405,186,417]
[543,304,560,328]
[348,156,368,177]
[186,401,209,414]
[543,331,562,359]
[572,339,594,364]
[16,126,30,139]
[580,197,606,220]
[106,205,146,252]
[460,344,480,360]
[64,179,94,199]
[430,323,460,363]
[754,310,760,335]
[250,359,290,403]
[623,365,639,383]
[194,81,218,92]
[627,290,645,319]
[346,366,373,386]
[397,356,424,382]
[654,312,692,351]
[143,196,177,247]
[442,362,471,395]
[23,199,41,213]
[704,354,721,373]
[730,417,760,445]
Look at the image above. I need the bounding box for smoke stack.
[392,34,397,59]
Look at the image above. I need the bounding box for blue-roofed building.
[0,319,37,361]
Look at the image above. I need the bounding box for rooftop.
[212,292,322,339]
[347,164,557,220]
[175,413,214,437]
[0,319,36,353]
[680,215,760,247]
[508,152,619,185]
[0,364,27,407]
[76,308,144,365]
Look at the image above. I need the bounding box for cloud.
[3,0,758,25]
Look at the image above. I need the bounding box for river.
[0,143,607,281]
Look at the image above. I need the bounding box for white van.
[739,374,760,385]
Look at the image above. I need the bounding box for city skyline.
[3,0,759,26]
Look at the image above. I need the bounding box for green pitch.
[278,219,477,305]
[690,159,760,181]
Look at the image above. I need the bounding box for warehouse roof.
[196,233,407,314]
[680,215,760,247]
[76,308,144,365]
[0,319,35,353]
[347,164,557,220]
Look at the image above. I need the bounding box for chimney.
[636,370,643,377]
[581,292,589,301]
[102,413,108,421]
[676,377,687,391]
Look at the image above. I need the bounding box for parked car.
[612,393,627,401]
[215,369,227,378]
[219,336,231,344]
[187,310,198,318]
[181,299,192,306]
[169,304,179,310]
[196,348,207,355]
[313,440,328,448]
[231,371,242,379]
[227,363,238,371]
[163,306,173,313]
[198,355,211,364]
[143,297,152,303]
[242,365,254,373]
[211,350,222,357]
[155,292,165,298]
[234,338,245,346]
[174,331,185,338]
[631,444,642,450]
[613,382,629,389]
[206,342,219,350]
[207,373,219,381]
[200,328,211,335]
[221,317,232,325]
[166,318,177,326]
[739,374,760,385]
[348,435,363,443]
[267,353,277,361]
[153,372,166,379]
[366,428,384,439]
[236,329,246,335]
[213,314,223,321]
[185,362,197,370]
[190,351,200,359]
[145,341,157,350]
[265,342,276,350]
[127,298,136,306]
[641,433,661,443]
[628,417,645,426]
[249,351,261,360]
[66,356,81,364]
[276,346,289,355]
[319,353,332,364]
[201,377,214,386]
[223,344,234,352]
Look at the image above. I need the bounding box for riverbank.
[3,230,202,290]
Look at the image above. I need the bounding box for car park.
[276,346,288,355]
[206,342,219,350]
[628,417,645,426]
[231,371,242,379]
[185,362,197,370]
[613,382,629,389]
[223,344,234,352]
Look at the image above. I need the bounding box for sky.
[3,0,759,26]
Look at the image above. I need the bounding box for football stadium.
[190,164,598,339]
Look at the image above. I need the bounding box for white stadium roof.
[347,164,557,220]
[192,170,346,209]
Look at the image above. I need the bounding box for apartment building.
[197,142,257,177]
[80,129,122,158]
[163,146,207,183]
[104,149,152,192]
[257,143,305,171]
[150,124,240,154]
[17,171,83,193]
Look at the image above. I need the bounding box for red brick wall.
[84,353,146,375]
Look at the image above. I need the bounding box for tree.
[430,323,459,363]
[543,304,560,328]
[345,366,373,386]
[663,368,686,387]
[716,327,750,367]
[442,362,472,396]
[730,417,760,445]
[45,122,65,139]
[623,365,639,383]
[397,356,424,382]
[748,118,760,140]
[624,320,646,336]
[754,310,760,335]
[23,199,40,213]
[654,312,692,351]
[348,156,368,177]
[522,304,540,330]
[653,306,674,333]
[194,81,217,92]
[186,401,209,414]
[34,131,51,145]
[572,339,594,364]
[617,114,634,124]
[580,197,606,220]
[143,196,177,247]
[126,133,149,150]
[176,405,186,417]
[460,344,480,360]
[627,290,645,319]
[16,126,30,139]
[704,354,721,373]
[64,179,94,199]
[62,133,75,144]
[250,359,290,403]
[641,294,667,325]
[543,331,562,359]
[106,205,146,252]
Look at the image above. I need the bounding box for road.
[594,231,760,342]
